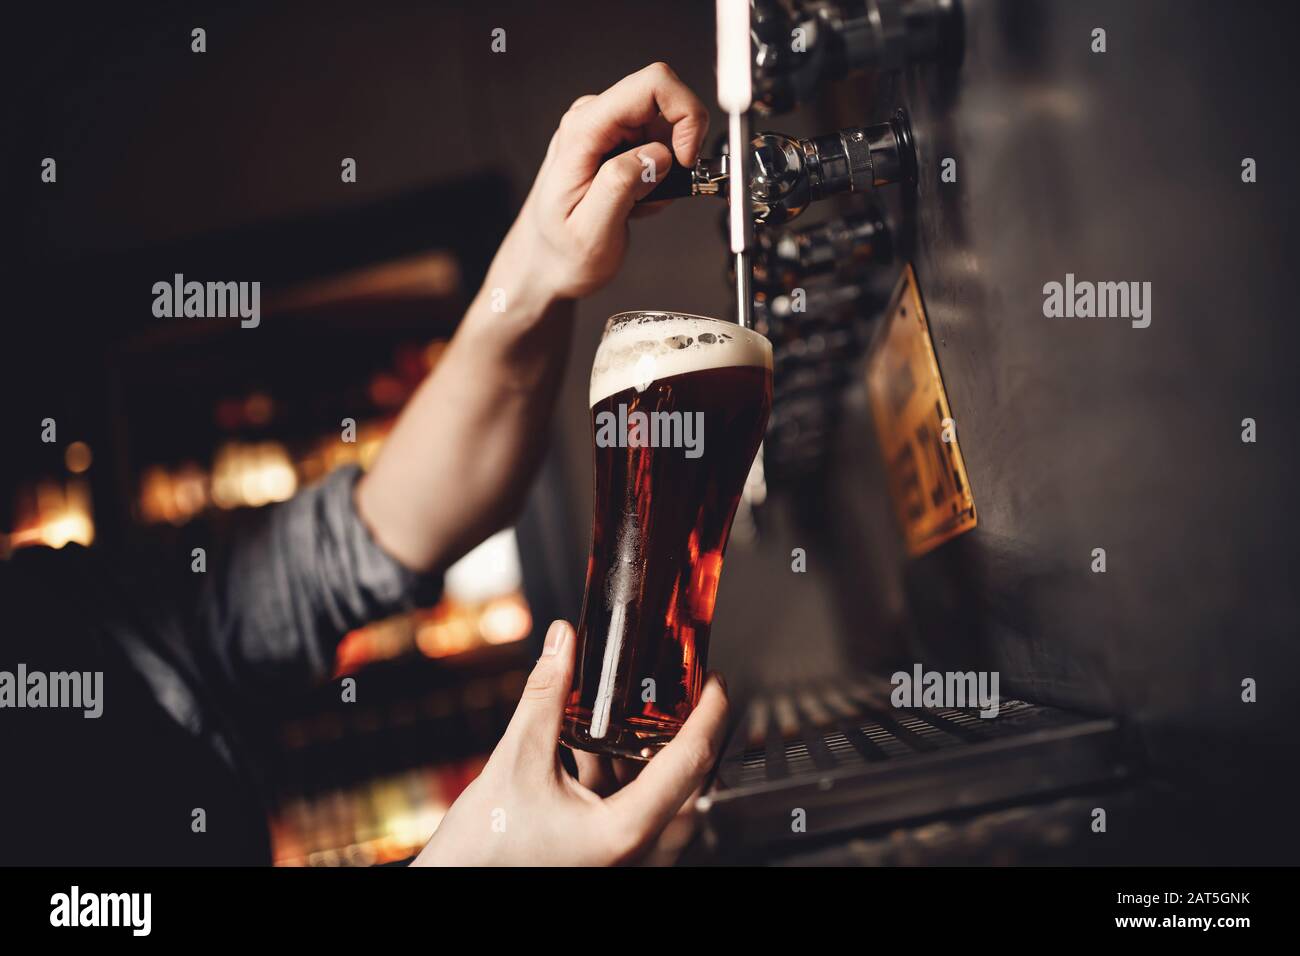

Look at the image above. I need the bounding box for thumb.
[569,141,673,241]
[498,620,577,769]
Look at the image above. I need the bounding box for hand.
[496,61,710,306]
[411,620,729,866]
[354,65,707,582]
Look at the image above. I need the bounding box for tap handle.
[639,158,699,202]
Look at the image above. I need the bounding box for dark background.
[5,0,855,686]
[6,0,1300,861]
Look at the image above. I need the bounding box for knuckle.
[541,130,561,165]
[557,108,584,137]
[617,154,648,186]
[645,61,675,81]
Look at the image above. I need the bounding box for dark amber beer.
[562,312,772,760]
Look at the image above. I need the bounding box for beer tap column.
[717,0,754,329]
[752,0,963,114]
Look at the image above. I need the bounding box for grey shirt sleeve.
[198,464,441,692]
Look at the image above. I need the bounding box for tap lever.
[635,110,916,225]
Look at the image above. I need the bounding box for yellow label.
[866,264,976,556]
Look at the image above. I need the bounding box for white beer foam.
[589,312,773,407]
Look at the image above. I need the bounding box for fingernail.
[713,672,728,695]
[543,620,568,656]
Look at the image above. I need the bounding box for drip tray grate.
[699,676,1135,854]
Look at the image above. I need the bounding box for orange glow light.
[64,441,93,474]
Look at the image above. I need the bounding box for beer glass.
[561,311,773,760]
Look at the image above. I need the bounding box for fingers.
[568,141,673,241]
[574,750,619,796]
[497,620,576,774]
[639,114,678,151]
[560,62,709,171]
[606,673,730,850]
[637,785,705,867]
[575,750,645,797]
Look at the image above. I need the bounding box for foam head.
[589,311,773,407]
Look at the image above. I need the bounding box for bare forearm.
[356,233,575,574]
[355,62,708,577]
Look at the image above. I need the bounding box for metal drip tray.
[697,676,1136,856]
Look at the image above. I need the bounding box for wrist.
[461,233,577,380]
[479,225,564,323]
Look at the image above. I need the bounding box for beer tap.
[753,274,879,342]
[775,329,862,379]
[752,0,963,115]
[640,110,916,226]
[752,208,892,288]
